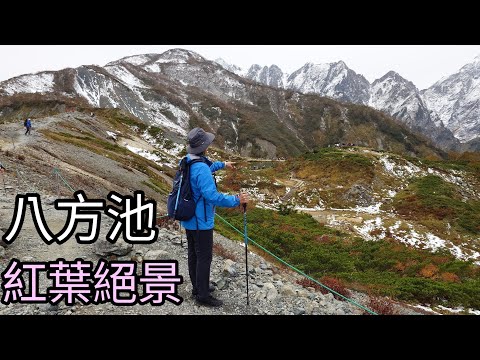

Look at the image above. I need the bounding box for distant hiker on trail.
[181,127,249,308]
[0,162,5,172]
[24,118,32,136]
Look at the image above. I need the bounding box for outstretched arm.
[210,161,236,173]
[209,161,225,173]
[196,164,239,208]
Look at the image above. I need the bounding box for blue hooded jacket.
[180,154,240,230]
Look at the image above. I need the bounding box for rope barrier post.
[243,203,249,306]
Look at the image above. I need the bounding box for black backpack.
[167,157,205,221]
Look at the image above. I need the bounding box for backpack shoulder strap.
[185,158,207,205]
[187,158,206,166]
[179,157,188,171]
[184,158,205,185]
[180,157,205,171]
[185,158,207,173]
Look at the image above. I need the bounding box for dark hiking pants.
[186,229,213,300]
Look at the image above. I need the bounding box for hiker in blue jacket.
[181,127,249,307]
[24,118,32,135]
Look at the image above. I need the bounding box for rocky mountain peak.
[372,71,418,92]
[333,60,347,70]
[369,70,460,150]
[459,55,480,73]
[286,60,370,104]
[246,64,285,88]
[214,58,244,75]
[423,55,480,143]
[246,64,261,75]
[157,48,206,63]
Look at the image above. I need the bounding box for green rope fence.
[215,213,377,315]
[53,168,76,193]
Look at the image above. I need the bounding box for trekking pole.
[243,202,249,306]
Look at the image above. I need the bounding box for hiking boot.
[195,295,223,307]
[192,283,215,297]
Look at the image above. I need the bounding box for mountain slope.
[2,107,478,314]
[370,71,460,150]
[246,64,286,88]
[217,146,480,312]
[0,111,368,316]
[286,61,371,104]
[214,58,244,76]
[423,56,480,143]
[245,61,456,150]
[0,49,444,160]
[222,57,480,151]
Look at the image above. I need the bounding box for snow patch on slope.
[214,58,245,76]
[146,102,189,136]
[73,75,100,106]
[354,219,480,264]
[104,65,146,88]
[106,131,117,140]
[143,63,162,73]
[2,73,55,95]
[379,156,422,177]
[122,55,151,66]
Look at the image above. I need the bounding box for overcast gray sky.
[1,45,480,90]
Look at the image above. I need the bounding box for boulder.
[266,287,278,301]
[144,250,170,261]
[223,259,237,277]
[293,307,305,315]
[94,239,133,257]
[280,284,296,297]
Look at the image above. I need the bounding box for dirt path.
[278,175,305,201]
[1,116,59,151]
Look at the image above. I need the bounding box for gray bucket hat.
[186,127,215,154]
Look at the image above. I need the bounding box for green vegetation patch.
[303,147,373,168]
[142,177,170,195]
[96,108,147,132]
[216,207,480,309]
[390,175,480,235]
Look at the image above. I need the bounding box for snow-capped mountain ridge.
[422,55,480,144]
[283,61,371,105]
[247,64,286,88]
[214,58,245,76]
[1,49,480,151]
[216,55,480,148]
